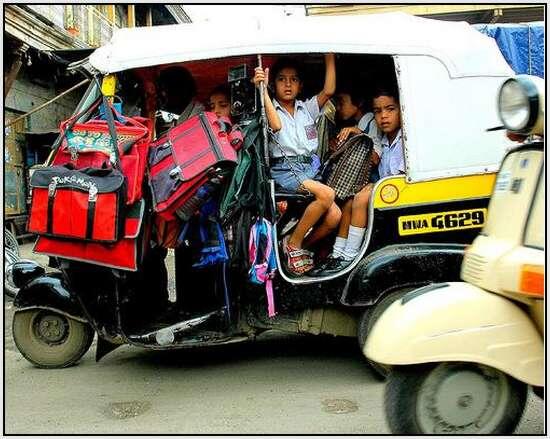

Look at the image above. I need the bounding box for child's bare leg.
[337,199,353,238]
[350,184,373,228]
[303,202,341,247]
[289,180,335,248]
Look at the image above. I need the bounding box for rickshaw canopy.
[87,12,515,182]
[89,12,511,78]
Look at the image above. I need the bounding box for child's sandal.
[282,236,314,275]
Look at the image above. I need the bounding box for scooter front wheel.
[384,362,527,434]
[12,309,94,368]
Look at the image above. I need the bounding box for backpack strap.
[364,114,374,133]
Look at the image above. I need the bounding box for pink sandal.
[282,236,314,275]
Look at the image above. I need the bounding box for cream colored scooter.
[365,75,544,434]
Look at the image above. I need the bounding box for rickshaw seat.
[274,190,314,234]
[274,190,314,204]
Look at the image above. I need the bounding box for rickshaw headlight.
[498,75,544,135]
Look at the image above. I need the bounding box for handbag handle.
[104,94,147,131]
[100,95,121,167]
[54,94,121,168]
[59,96,103,134]
[326,133,372,163]
[58,95,122,168]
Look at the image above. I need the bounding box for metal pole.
[257,54,270,168]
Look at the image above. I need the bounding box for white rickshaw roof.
[89,12,512,77]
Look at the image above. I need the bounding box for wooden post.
[87,5,95,45]
[146,6,153,27]
[106,4,116,26]
[4,44,28,99]
[128,5,136,27]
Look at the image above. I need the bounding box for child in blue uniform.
[253,55,340,275]
[312,86,405,275]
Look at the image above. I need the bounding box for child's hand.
[252,67,269,88]
[336,126,361,145]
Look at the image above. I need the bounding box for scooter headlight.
[498,75,544,135]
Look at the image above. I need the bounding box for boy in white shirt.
[311,87,405,275]
[253,55,340,275]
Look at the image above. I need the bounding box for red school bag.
[27,165,126,242]
[148,112,242,221]
[51,96,152,205]
[33,199,149,271]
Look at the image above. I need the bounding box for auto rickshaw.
[365,74,544,434]
[9,13,518,371]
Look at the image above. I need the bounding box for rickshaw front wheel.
[384,362,528,434]
[12,309,94,368]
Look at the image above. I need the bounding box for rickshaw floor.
[122,302,228,335]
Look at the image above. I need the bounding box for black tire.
[12,309,94,368]
[357,288,411,379]
[4,228,19,257]
[385,362,528,434]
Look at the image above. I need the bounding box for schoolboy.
[207,84,232,119]
[253,54,340,275]
[311,87,405,275]
[332,87,382,158]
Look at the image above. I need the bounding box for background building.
[305,4,544,23]
[4,4,190,237]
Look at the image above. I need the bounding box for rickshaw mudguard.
[13,273,88,323]
[364,282,544,387]
[341,243,466,306]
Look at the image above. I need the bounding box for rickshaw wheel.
[385,362,528,434]
[4,228,19,257]
[357,288,412,380]
[12,309,94,368]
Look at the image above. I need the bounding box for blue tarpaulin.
[474,22,544,78]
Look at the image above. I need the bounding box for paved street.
[3,243,545,434]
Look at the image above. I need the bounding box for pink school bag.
[248,218,278,317]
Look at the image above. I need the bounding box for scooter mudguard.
[364,282,543,387]
[13,273,88,323]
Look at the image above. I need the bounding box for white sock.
[332,236,347,258]
[342,226,366,260]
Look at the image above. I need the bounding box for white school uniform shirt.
[379,129,406,178]
[269,97,320,158]
[358,112,382,157]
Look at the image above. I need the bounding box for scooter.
[365,74,544,434]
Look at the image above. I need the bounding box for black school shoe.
[307,255,353,276]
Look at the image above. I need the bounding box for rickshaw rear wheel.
[12,309,94,368]
[384,362,528,434]
[357,288,411,380]
[4,228,19,257]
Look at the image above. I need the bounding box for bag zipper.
[170,124,200,143]
[198,113,223,162]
